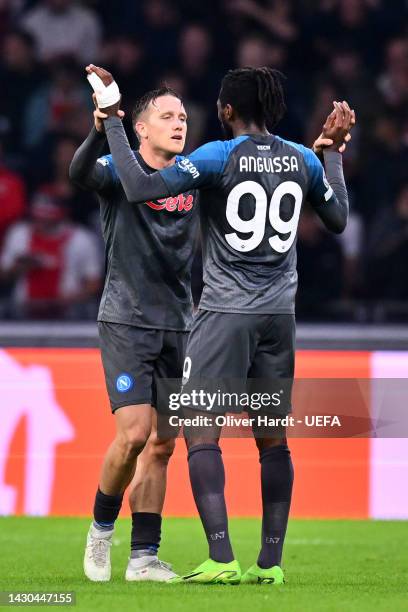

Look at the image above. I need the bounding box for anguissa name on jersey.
[239,155,299,174]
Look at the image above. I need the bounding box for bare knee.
[145,435,175,466]
[118,426,151,461]
[255,436,288,453]
[184,436,219,450]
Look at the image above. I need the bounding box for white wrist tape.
[87,72,120,109]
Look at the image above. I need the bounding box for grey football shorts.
[98,321,188,413]
[181,310,295,416]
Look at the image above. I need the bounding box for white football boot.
[125,556,178,582]
[84,523,113,582]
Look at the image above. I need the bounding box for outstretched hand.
[313,101,356,155]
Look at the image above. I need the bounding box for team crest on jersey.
[145,194,194,212]
[116,373,134,393]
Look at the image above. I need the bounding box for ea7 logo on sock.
[210,531,225,540]
[265,536,280,544]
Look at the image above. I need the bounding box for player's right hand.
[93,94,124,133]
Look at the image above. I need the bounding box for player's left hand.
[86,64,121,117]
[313,101,356,154]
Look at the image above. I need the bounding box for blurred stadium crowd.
[0,0,407,321]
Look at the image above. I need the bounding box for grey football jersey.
[161,134,334,314]
[70,129,199,330]
[103,118,348,315]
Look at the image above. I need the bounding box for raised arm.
[313,150,349,234]
[104,116,172,201]
[69,127,109,191]
[306,101,355,234]
[85,64,226,202]
[69,93,124,192]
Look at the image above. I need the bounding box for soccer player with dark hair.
[86,63,353,585]
[69,85,198,582]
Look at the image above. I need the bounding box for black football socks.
[130,512,162,559]
[93,487,123,531]
[257,445,294,569]
[188,443,234,563]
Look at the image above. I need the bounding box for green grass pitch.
[0,517,406,612]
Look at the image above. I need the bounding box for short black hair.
[219,67,286,130]
[132,87,183,125]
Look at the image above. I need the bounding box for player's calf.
[84,405,153,581]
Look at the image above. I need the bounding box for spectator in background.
[0,137,26,247]
[365,184,408,301]
[0,0,405,320]
[296,206,343,319]
[0,29,46,155]
[141,0,181,75]
[337,204,363,299]
[226,0,299,44]
[23,58,93,150]
[46,134,98,225]
[305,81,339,149]
[0,186,101,319]
[236,35,273,69]
[308,0,382,67]
[328,45,378,127]
[358,114,408,221]
[236,34,304,141]
[178,23,221,106]
[0,0,25,43]
[101,36,150,122]
[20,0,101,64]
[378,37,408,118]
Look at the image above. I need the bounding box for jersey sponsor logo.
[239,155,299,174]
[145,194,194,213]
[177,158,200,179]
[116,373,134,393]
[257,145,271,150]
